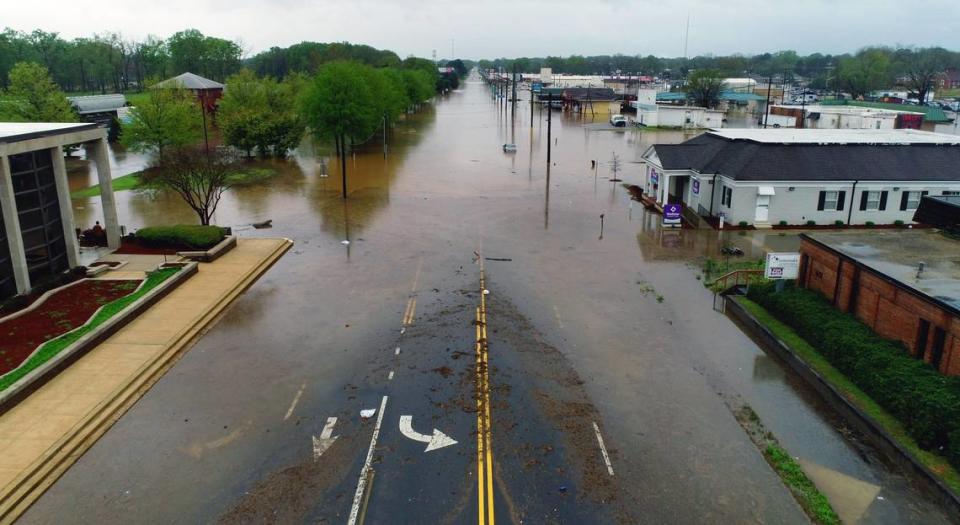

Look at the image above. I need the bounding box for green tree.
[838,48,891,99]
[900,47,950,104]
[121,85,201,165]
[685,69,726,109]
[1,62,77,122]
[402,69,435,107]
[140,146,237,225]
[219,70,306,157]
[300,61,379,198]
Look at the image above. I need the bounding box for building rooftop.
[647,131,960,182]
[67,94,127,114]
[804,231,960,313]
[820,100,953,123]
[153,72,224,90]
[708,128,960,145]
[0,122,98,144]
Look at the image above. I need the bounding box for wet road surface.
[18,74,955,523]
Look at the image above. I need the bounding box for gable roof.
[649,131,960,182]
[153,72,224,90]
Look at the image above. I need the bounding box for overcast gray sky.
[5,0,960,59]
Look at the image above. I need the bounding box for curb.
[725,295,960,521]
[0,238,293,524]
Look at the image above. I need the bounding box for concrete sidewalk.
[0,237,292,523]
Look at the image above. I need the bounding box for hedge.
[136,225,225,249]
[747,282,960,468]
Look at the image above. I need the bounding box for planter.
[0,263,198,414]
[725,295,960,520]
[177,235,237,263]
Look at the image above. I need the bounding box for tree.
[685,69,726,109]
[1,62,77,122]
[301,61,379,198]
[838,48,891,99]
[141,146,236,225]
[219,70,306,157]
[901,47,950,104]
[121,85,201,165]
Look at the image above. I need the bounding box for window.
[859,190,888,211]
[944,191,960,196]
[817,190,845,211]
[901,191,924,211]
[722,186,733,207]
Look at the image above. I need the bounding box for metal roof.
[656,91,765,102]
[153,72,224,90]
[0,122,98,144]
[67,94,127,114]
[708,128,960,145]
[820,100,953,123]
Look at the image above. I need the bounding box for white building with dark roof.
[641,129,960,228]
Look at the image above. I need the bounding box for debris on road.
[360,409,376,419]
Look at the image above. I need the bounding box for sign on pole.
[663,203,682,226]
[765,252,800,280]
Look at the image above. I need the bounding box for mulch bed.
[0,279,142,376]
[113,238,183,255]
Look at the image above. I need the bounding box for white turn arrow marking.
[399,415,458,452]
[312,417,339,460]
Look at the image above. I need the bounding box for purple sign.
[692,180,700,195]
[663,203,682,225]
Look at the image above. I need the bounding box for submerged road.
[20,73,952,524]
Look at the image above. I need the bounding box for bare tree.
[142,147,237,225]
[609,151,623,182]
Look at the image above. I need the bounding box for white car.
[610,114,627,127]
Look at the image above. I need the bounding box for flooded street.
[21,74,954,524]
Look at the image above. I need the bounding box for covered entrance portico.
[0,123,120,299]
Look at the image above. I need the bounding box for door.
[931,327,946,370]
[755,195,770,222]
[916,319,930,360]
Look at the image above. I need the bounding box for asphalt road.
[20,73,951,524]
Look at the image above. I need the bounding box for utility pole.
[383,112,387,158]
[340,134,347,199]
[763,74,773,128]
[530,86,534,127]
[511,62,518,123]
[547,93,553,165]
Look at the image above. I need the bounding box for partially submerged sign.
[663,203,682,226]
[765,252,800,280]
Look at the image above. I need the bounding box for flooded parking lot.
[21,74,955,524]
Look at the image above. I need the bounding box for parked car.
[610,114,627,127]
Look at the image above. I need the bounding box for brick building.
[798,231,960,375]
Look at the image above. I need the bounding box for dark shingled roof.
[651,133,960,182]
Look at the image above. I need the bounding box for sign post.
[765,252,800,292]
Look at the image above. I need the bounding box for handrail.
[709,269,764,290]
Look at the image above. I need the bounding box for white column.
[0,155,31,294]
[660,174,670,205]
[50,146,80,268]
[87,138,120,249]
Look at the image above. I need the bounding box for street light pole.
[547,93,552,165]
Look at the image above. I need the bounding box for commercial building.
[630,90,724,128]
[764,104,924,130]
[0,123,119,300]
[641,128,960,228]
[798,231,960,375]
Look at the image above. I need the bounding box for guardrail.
[708,269,765,290]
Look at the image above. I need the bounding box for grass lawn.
[71,167,278,197]
[765,443,839,524]
[736,297,960,494]
[0,268,181,393]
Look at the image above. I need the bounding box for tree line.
[480,46,960,101]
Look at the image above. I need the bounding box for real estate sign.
[765,252,800,280]
[663,203,682,226]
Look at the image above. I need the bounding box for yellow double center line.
[402,297,417,326]
[476,259,495,524]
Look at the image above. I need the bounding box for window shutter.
[860,192,868,211]
[879,191,888,211]
[836,191,845,211]
[817,191,826,211]
[922,191,929,196]
[900,192,909,211]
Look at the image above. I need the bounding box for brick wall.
[799,237,960,375]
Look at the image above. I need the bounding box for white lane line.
[283,381,306,421]
[395,347,400,355]
[388,370,395,380]
[592,421,615,476]
[347,395,389,525]
[553,305,564,328]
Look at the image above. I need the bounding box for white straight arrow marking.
[312,417,339,460]
[398,415,458,452]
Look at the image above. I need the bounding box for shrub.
[778,220,788,226]
[136,225,226,249]
[747,283,960,467]
[806,220,816,226]
[834,220,845,227]
[738,221,749,228]
[865,221,876,228]
[894,220,905,227]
